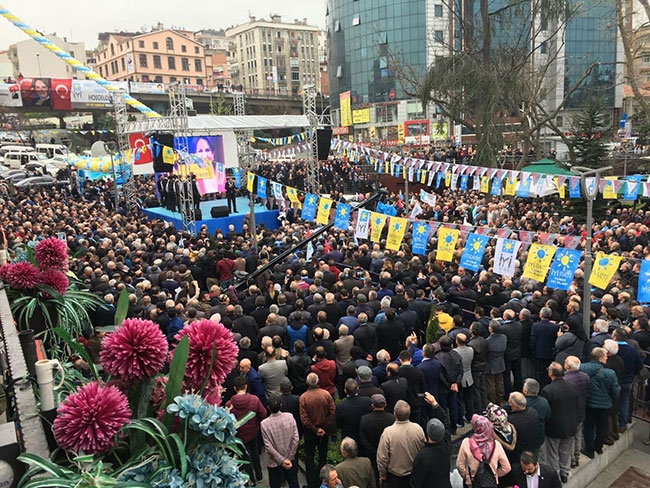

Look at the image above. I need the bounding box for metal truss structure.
[111,91,139,213]
[302,86,320,194]
[168,83,196,235]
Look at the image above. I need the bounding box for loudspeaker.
[317,128,333,161]
[194,208,202,220]
[150,132,175,173]
[210,205,230,218]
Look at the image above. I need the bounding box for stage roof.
[122,115,311,134]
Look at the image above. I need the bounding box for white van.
[4,151,45,169]
[0,145,36,165]
[35,143,69,158]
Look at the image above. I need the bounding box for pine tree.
[572,98,608,169]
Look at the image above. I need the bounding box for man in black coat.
[531,307,559,387]
[359,394,394,482]
[376,309,404,360]
[511,451,562,488]
[335,379,372,447]
[540,362,578,484]
[501,309,523,395]
[409,393,452,488]
[381,363,408,414]
[397,349,425,423]
[506,392,543,464]
[468,322,488,414]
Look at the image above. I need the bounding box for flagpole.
[571,165,612,339]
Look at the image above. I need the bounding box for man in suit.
[511,451,562,488]
[225,176,238,213]
[540,362,579,484]
[531,307,559,387]
[335,379,372,446]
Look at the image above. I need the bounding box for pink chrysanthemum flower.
[34,237,68,271]
[53,381,131,454]
[5,262,41,290]
[0,263,11,282]
[175,319,238,395]
[40,269,69,295]
[100,318,168,382]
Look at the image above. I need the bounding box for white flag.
[409,201,423,219]
[493,238,522,277]
[355,209,371,239]
[272,181,284,201]
[420,189,437,206]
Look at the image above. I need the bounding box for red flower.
[40,269,69,295]
[174,319,238,398]
[100,318,168,382]
[5,262,40,290]
[34,237,68,271]
[0,264,11,282]
[53,381,131,454]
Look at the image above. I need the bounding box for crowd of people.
[1,154,649,488]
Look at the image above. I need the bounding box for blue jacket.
[580,361,620,409]
[530,320,559,360]
[418,357,443,399]
[616,342,643,385]
[286,324,308,354]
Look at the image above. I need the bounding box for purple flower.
[40,269,69,295]
[174,319,238,400]
[53,381,131,454]
[4,262,41,290]
[34,236,68,271]
[101,318,168,382]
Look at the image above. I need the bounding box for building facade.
[94,29,212,86]
[194,29,234,89]
[225,15,321,96]
[326,0,622,147]
[8,35,86,79]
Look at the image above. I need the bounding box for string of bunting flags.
[330,138,650,200]
[247,171,650,303]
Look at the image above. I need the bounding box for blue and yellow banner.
[247,171,255,192]
[334,203,351,230]
[412,221,430,255]
[286,186,300,204]
[589,253,622,290]
[316,197,333,225]
[638,259,650,302]
[302,193,318,221]
[233,167,241,188]
[370,212,388,242]
[256,176,268,199]
[437,227,459,262]
[386,217,407,251]
[547,249,582,290]
[459,233,490,272]
[522,243,557,282]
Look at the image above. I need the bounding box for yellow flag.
[420,169,427,184]
[384,160,390,173]
[286,186,300,204]
[602,177,617,199]
[436,227,459,262]
[247,172,255,192]
[444,172,452,187]
[523,243,557,282]
[589,253,622,290]
[386,217,407,251]
[369,212,388,242]
[505,177,517,196]
[480,176,489,193]
[162,145,175,164]
[316,197,333,225]
[555,177,566,199]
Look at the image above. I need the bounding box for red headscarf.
[469,414,495,461]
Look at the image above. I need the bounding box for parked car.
[13,175,68,188]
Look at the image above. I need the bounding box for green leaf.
[114,288,129,327]
[20,479,77,488]
[234,410,256,430]
[162,335,189,430]
[168,433,188,478]
[52,327,98,379]
[17,453,69,479]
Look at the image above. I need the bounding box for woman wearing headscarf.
[456,414,511,487]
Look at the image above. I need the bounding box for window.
[194,59,202,72]
[435,4,443,16]
[139,54,148,68]
[434,30,444,43]
[181,45,187,53]
[121,57,126,71]
[169,77,177,82]
[153,55,162,68]
[153,41,159,49]
[336,65,343,78]
[139,40,145,48]
[168,56,176,70]
[375,105,397,123]
[540,42,547,54]
[142,75,149,81]
[166,37,174,50]
[196,78,203,85]
[98,66,103,77]
[291,71,300,81]
[643,56,650,64]
[110,44,115,55]
[407,101,425,119]
[154,75,163,83]
[379,32,388,44]
[181,57,190,71]
[194,46,200,54]
[335,20,341,32]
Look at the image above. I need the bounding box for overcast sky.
[0,0,326,50]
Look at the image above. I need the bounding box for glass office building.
[326,0,427,109]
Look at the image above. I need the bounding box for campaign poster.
[129,82,166,94]
[71,80,129,109]
[175,136,226,194]
[19,78,52,108]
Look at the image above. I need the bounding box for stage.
[142,196,280,234]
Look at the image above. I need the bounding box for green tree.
[572,98,609,169]
[96,113,116,130]
[209,92,232,115]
